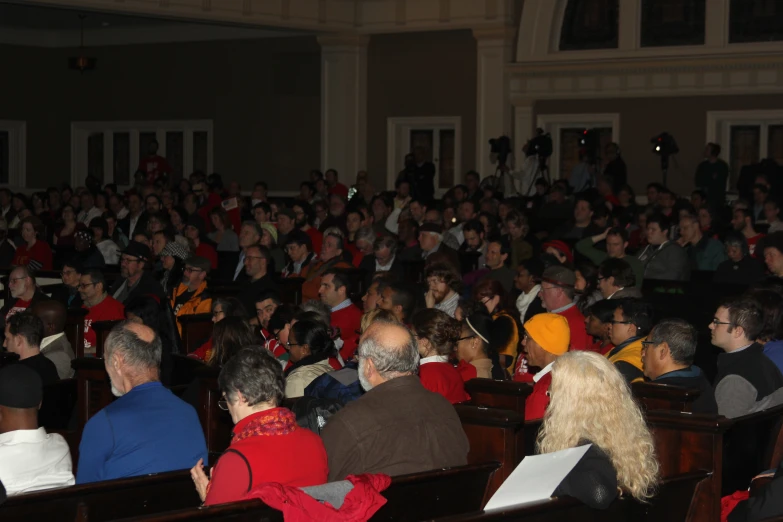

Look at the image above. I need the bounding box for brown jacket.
[321,375,469,481]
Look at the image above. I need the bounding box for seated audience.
[480,238,515,292]
[514,257,545,323]
[474,278,520,372]
[456,313,501,380]
[264,304,295,365]
[636,213,690,281]
[379,281,418,325]
[505,211,533,268]
[538,266,591,351]
[4,313,59,386]
[677,213,726,271]
[607,298,653,384]
[207,206,239,252]
[30,300,75,380]
[12,217,52,271]
[321,320,468,481]
[318,269,361,360]
[358,234,404,288]
[459,219,487,269]
[416,223,460,269]
[522,313,570,420]
[576,227,644,288]
[301,228,352,302]
[1,265,48,324]
[412,308,469,404]
[72,229,105,269]
[361,273,391,312]
[183,215,218,269]
[110,241,166,304]
[537,351,659,509]
[206,316,258,367]
[727,460,783,521]
[641,318,718,414]
[191,348,328,505]
[285,319,338,398]
[169,256,213,336]
[282,230,317,278]
[235,244,278,315]
[584,299,615,355]
[259,222,284,273]
[157,241,189,298]
[762,231,783,279]
[0,365,74,495]
[748,289,783,374]
[124,295,182,381]
[732,207,765,257]
[710,296,783,418]
[424,262,461,318]
[77,322,207,483]
[715,232,765,285]
[80,269,126,355]
[597,258,641,300]
[90,217,121,265]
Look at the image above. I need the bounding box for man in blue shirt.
[76,322,207,484]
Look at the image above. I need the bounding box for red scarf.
[233,407,298,443]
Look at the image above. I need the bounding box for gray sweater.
[636,241,690,281]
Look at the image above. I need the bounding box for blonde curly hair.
[536,351,659,501]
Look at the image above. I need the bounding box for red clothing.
[346,243,364,268]
[328,183,349,199]
[525,371,552,420]
[204,408,328,506]
[266,338,287,359]
[456,360,477,382]
[138,155,173,184]
[5,298,31,321]
[331,304,362,360]
[512,355,535,383]
[304,227,323,256]
[13,241,52,270]
[556,304,591,352]
[419,360,469,404]
[747,233,765,257]
[189,338,213,361]
[590,338,614,356]
[197,193,224,233]
[83,296,125,354]
[195,242,218,269]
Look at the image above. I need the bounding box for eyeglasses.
[610,320,633,325]
[711,318,732,326]
[61,270,76,277]
[184,267,204,273]
[458,335,476,342]
[77,282,97,290]
[121,257,140,264]
[218,394,229,411]
[8,276,28,283]
[286,341,303,347]
[641,340,657,349]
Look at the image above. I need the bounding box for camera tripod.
[524,155,551,195]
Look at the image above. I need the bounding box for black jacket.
[0,288,50,327]
[554,443,618,510]
[714,256,765,286]
[48,283,84,310]
[653,366,718,414]
[109,271,166,304]
[358,255,405,289]
[728,460,783,522]
[236,274,279,317]
[118,211,149,239]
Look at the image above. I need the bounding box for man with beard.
[0,265,48,325]
[459,219,487,269]
[0,217,15,267]
[321,321,468,481]
[169,257,213,337]
[109,241,165,304]
[76,322,206,483]
[80,269,126,355]
[424,263,460,318]
[292,201,323,255]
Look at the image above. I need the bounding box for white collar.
[420,355,449,365]
[606,288,623,299]
[551,302,575,314]
[40,332,66,349]
[376,255,396,271]
[533,361,555,383]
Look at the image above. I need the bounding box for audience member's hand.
[424,288,435,308]
[592,228,611,244]
[190,458,210,502]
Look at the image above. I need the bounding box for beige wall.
[535,94,783,196]
[0,37,321,190]
[366,30,477,191]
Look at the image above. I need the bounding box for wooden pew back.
[65,309,87,358]
[723,403,783,495]
[631,382,701,413]
[72,357,113,435]
[178,313,213,354]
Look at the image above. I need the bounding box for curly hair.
[412,309,461,356]
[536,351,659,502]
[360,307,399,334]
[425,262,462,292]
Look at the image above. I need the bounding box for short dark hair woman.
[455,312,506,381]
[190,347,328,505]
[284,319,338,398]
[412,308,468,404]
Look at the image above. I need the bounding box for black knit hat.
[0,365,42,408]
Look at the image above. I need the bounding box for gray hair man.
[321,320,468,481]
[76,322,207,484]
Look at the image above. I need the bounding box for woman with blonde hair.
[537,350,659,509]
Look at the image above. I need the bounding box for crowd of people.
[0,143,782,520]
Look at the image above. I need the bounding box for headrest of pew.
[464,379,534,398]
[66,308,89,319]
[178,313,213,325]
[453,404,524,428]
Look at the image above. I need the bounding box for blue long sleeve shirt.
[76,381,207,484]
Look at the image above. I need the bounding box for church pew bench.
[430,469,711,522]
[453,404,525,500]
[0,469,200,522]
[65,308,87,358]
[631,382,701,413]
[40,378,78,431]
[91,320,123,358]
[464,379,533,416]
[110,462,501,522]
[178,313,213,354]
[72,357,113,435]
[278,277,305,306]
[722,403,783,495]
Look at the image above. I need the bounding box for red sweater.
[525,371,552,420]
[83,296,126,354]
[331,304,362,360]
[13,241,52,271]
[557,304,591,352]
[304,227,323,256]
[419,360,469,404]
[195,242,218,269]
[204,408,328,506]
[456,360,477,382]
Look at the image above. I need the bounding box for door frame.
[386,116,462,196]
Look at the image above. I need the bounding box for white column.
[318,34,369,180]
[473,26,516,179]
[618,0,640,50]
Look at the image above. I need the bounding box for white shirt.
[420,355,449,366]
[0,428,74,496]
[375,255,396,272]
[434,291,460,318]
[533,361,555,383]
[516,284,541,321]
[40,332,66,349]
[78,206,103,227]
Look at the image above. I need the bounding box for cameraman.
[569,152,596,194]
[396,148,435,204]
[603,143,626,193]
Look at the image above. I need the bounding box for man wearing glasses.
[169,256,213,337]
[710,297,783,418]
[0,265,48,325]
[606,298,654,384]
[109,241,165,304]
[80,269,125,355]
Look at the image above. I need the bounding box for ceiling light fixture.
[68,14,97,72]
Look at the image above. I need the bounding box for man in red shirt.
[537,266,591,352]
[184,215,218,269]
[1,265,47,325]
[137,140,173,185]
[325,169,349,199]
[292,202,323,255]
[80,269,125,355]
[318,269,361,360]
[522,313,569,420]
[732,207,766,257]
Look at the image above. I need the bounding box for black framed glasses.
[286,341,303,347]
[711,318,732,326]
[458,335,476,342]
[218,394,229,411]
[610,320,633,325]
[641,340,657,349]
[77,282,97,290]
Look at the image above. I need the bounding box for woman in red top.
[412,309,468,404]
[53,204,84,248]
[13,216,53,271]
[188,297,247,362]
[191,348,328,505]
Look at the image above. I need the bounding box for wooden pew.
[40,378,78,431]
[464,379,533,414]
[430,470,711,522]
[631,382,701,413]
[178,313,213,354]
[90,320,122,358]
[194,371,233,455]
[278,277,305,306]
[72,357,113,435]
[107,462,501,522]
[722,403,783,495]
[65,308,87,358]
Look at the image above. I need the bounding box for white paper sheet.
[483,444,592,511]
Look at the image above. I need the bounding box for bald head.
[30,300,67,337]
[358,321,419,384]
[124,321,155,343]
[104,320,162,373]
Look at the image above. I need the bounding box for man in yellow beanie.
[522,313,570,420]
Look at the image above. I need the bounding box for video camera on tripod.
[651,132,679,186]
[579,128,602,166]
